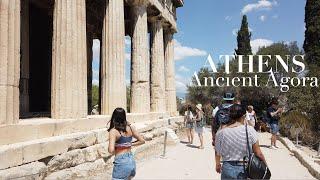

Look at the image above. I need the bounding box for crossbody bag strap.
[245,124,251,156]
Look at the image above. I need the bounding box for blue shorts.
[186,122,194,129]
[270,123,279,135]
[221,161,247,179]
[112,152,136,180]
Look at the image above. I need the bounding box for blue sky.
[92,0,306,98]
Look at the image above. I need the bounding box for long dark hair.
[107,108,127,132]
[228,104,246,125]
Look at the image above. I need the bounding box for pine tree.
[303,0,320,66]
[235,15,252,56]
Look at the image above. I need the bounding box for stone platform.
[0,115,184,179]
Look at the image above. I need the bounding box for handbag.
[244,124,271,179]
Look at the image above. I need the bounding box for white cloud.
[174,39,207,61]
[242,0,277,14]
[125,53,131,61]
[125,36,131,46]
[178,66,190,72]
[92,39,100,64]
[93,69,99,79]
[225,16,232,21]
[232,29,238,36]
[250,38,274,53]
[260,15,266,22]
[92,79,99,86]
[175,74,190,93]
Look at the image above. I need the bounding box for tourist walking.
[195,104,205,149]
[108,108,145,180]
[211,92,235,145]
[246,105,257,127]
[267,98,283,149]
[215,104,267,179]
[184,105,195,144]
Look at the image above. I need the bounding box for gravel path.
[134,128,315,179]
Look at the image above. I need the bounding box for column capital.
[148,15,165,24]
[164,28,176,36]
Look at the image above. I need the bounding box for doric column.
[150,18,166,112]
[0,0,20,125]
[51,0,87,119]
[164,30,177,116]
[101,0,126,114]
[130,1,150,113]
[20,0,29,116]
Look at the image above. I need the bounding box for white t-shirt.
[184,111,194,122]
[246,111,255,126]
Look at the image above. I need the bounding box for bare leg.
[190,129,194,144]
[199,133,204,148]
[186,129,191,143]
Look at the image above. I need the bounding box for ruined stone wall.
[0,117,183,179]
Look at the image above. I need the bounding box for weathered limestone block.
[0,144,23,170]
[130,1,150,113]
[45,159,105,180]
[0,162,46,180]
[143,133,154,141]
[96,143,110,158]
[101,0,126,114]
[47,149,84,172]
[92,129,109,144]
[22,136,70,164]
[67,132,97,150]
[47,143,109,172]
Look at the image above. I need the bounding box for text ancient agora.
[192,54,319,92]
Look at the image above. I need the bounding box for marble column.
[51,0,87,119]
[164,30,177,116]
[0,0,20,125]
[150,19,166,112]
[130,1,150,113]
[101,0,126,115]
[20,0,29,116]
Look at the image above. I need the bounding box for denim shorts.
[270,123,279,135]
[112,152,136,180]
[186,122,194,129]
[221,161,247,179]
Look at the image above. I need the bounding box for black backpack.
[214,105,232,131]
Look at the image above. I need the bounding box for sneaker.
[274,145,279,149]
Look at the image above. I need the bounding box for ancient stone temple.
[0,0,183,179]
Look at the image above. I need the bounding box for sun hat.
[223,92,235,101]
[196,104,202,111]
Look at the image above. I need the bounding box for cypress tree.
[235,15,252,55]
[303,0,320,66]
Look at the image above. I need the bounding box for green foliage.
[280,111,318,147]
[92,85,99,108]
[235,15,252,56]
[187,67,226,107]
[304,0,320,66]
